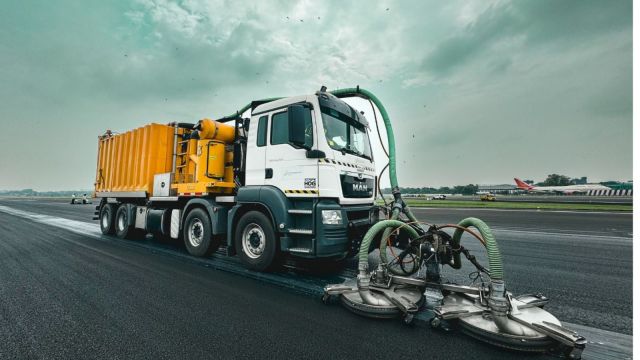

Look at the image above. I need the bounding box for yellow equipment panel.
[95,123,174,195]
[195,140,225,180]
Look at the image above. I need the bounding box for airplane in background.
[514,178,611,195]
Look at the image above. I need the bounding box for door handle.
[265,168,273,179]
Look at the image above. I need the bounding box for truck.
[93,88,379,271]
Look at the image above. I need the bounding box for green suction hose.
[377,206,421,274]
[330,88,399,189]
[217,97,283,122]
[451,217,504,281]
[357,219,420,273]
[330,87,423,273]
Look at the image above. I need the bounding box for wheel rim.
[117,210,126,231]
[101,211,109,229]
[242,223,265,259]
[188,219,204,248]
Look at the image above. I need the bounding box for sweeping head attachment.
[434,218,587,358]
[319,86,586,358]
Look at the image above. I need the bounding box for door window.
[256,115,267,147]
[271,111,288,145]
[270,108,313,148]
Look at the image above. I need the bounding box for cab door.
[244,114,268,185]
[264,105,318,197]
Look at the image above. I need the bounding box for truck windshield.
[320,106,373,160]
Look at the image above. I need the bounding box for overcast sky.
[0,0,632,190]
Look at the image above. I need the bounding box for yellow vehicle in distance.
[480,194,496,202]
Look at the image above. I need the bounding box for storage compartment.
[203,141,225,179]
[153,173,174,197]
[94,123,174,196]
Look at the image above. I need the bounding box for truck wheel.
[235,211,278,271]
[183,208,219,257]
[99,203,116,235]
[115,204,135,239]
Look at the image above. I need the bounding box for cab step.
[289,248,312,254]
[288,229,313,235]
[288,209,312,215]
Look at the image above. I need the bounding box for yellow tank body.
[94,123,174,195]
[95,119,237,198]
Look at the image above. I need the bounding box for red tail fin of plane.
[514,178,533,190]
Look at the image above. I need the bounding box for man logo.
[352,183,368,192]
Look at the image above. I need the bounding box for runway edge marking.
[0,204,631,360]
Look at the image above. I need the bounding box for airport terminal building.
[477,184,519,194]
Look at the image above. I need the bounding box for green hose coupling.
[451,217,504,281]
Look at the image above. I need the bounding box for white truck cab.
[246,92,376,203]
[228,89,378,267]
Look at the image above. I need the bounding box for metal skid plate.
[337,279,425,319]
[442,293,559,352]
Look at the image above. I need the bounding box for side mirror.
[288,104,309,149]
[305,149,326,159]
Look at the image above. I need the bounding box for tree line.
[381,184,479,195]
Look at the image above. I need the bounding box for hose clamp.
[357,273,370,290]
[488,280,509,314]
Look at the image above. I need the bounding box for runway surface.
[0,198,632,359]
[403,195,632,205]
[410,207,633,238]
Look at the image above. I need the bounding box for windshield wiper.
[340,147,358,157]
[343,146,371,161]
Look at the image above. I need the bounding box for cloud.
[422,0,632,77]
[0,0,632,189]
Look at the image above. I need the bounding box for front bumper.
[314,200,377,258]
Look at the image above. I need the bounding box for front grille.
[346,209,369,221]
[340,175,374,198]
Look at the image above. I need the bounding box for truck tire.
[183,208,220,257]
[115,204,136,239]
[100,203,116,235]
[235,211,278,272]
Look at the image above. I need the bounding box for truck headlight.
[322,210,343,225]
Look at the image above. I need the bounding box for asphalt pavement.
[0,198,633,359]
[405,195,632,205]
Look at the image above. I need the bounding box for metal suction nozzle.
[434,283,587,358]
[323,265,425,324]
